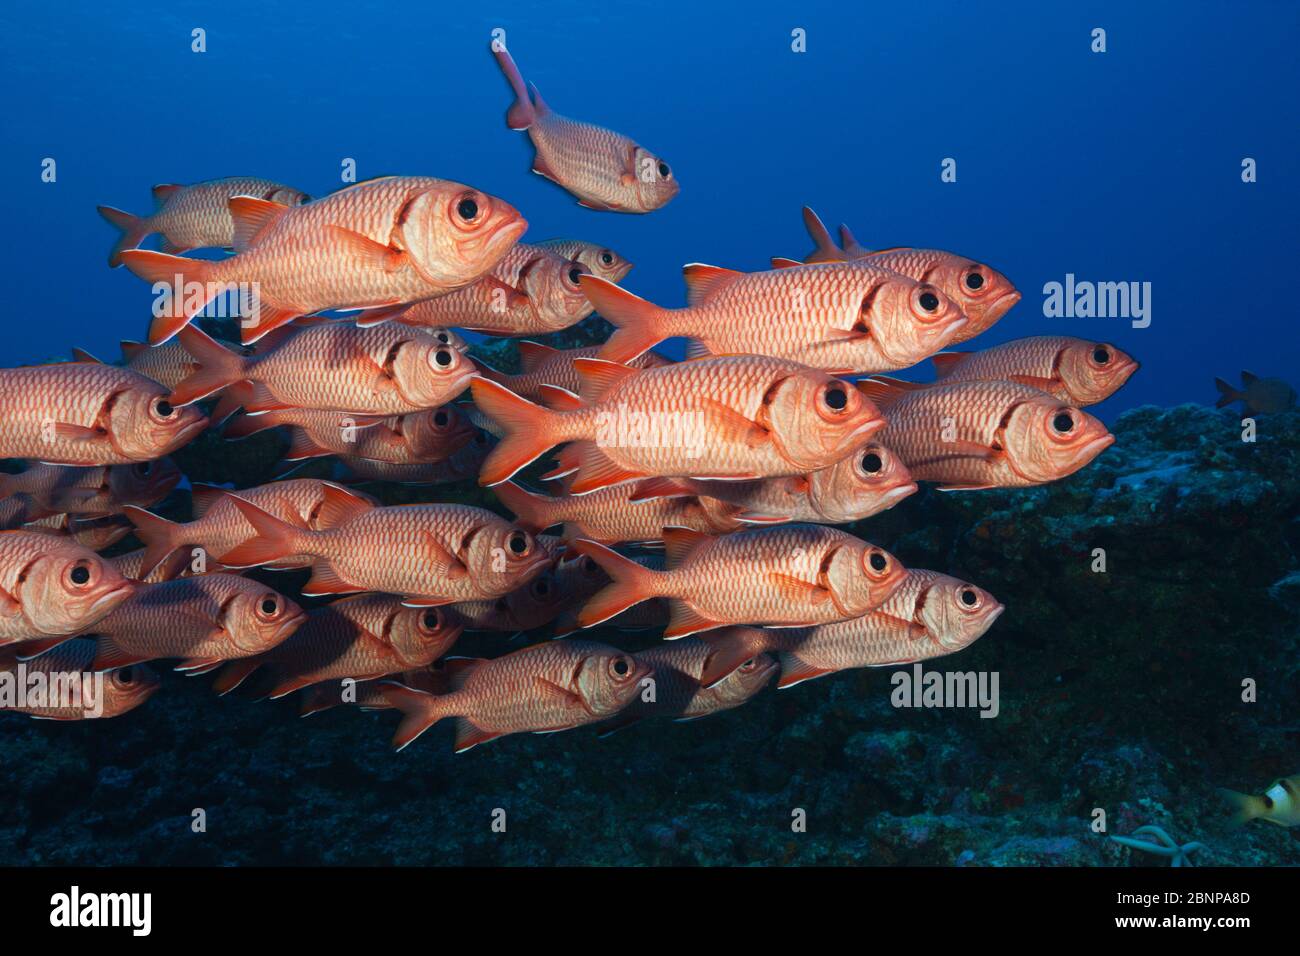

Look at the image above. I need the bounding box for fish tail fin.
[581,276,670,363]
[1214,377,1243,409]
[122,506,181,580]
[470,378,571,486]
[171,325,248,406]
[491,481,562,532]
[216,494,310,568]
[801,206,843,263]
[493,46,535,130]
[118,249,220,344]
[211,382,258,428]
[378,682,448,751]
[97,205,151,268]
[1216,788,1260,827]
[570,539,661,627]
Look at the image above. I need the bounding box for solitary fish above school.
[585,261,968,372]
[860,378,1115,490]
[0,363,207,465]
[97,177,310,268]
[533,239,633,282]
[793,206,1021,343]
[67,574,306,674]
[0,640,159,720]
[119,175,528,344]
[925,336,1139,406]
[395,242,593,336]
[696,569,1003,688]
[0,458,180,520]
[0,531,135,645]
[472,341,672,403]
[218,491,551,606]
[1219,775,1300,827]
[471,355,886,492]
[493,45,679,213]
[573,524,907,638]
[169,322,475,415]
[378,639,653,751]
[1214,371,1296,416]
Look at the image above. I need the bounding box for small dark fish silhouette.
[1215,371,1296,415]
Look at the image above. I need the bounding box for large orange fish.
[74,573,306,673]
[119,175,527,344]
[0,363,207,465]
[793,206,1020,343]
[533,238,633,282]
[928,336,1139,406]
[124,478,378,579]
[471,355,886,491]
[494,46,679,213]
[218,492,550,606]
[377,639,652,751]
[98,177,309,268]
[572,524,907,638]
[169,322,475,415]
[584,261,967,372]
[0,531,135,645]
[0,458,180,520]
[394,242,593,336]
[0,640,159,719]
[859,378,1115,490]
[472,341,671,403]
[211,595,463,699]
[697,570,1003,688]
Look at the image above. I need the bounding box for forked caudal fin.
[582,276,672,364]
[171,325,250,406]
[493,45,536,130]
[118,249,220,345]
[97,205,152,269]
[569,539,662,628]
[469,378,575,486]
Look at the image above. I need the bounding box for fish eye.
[260,596,279,616]
[508,531,528,555]
[69,561,92,586]
[965,272,984,291]
[612,657,630,676]
[422,609,440,630]
[456,196,479,221]
[154,398,175,418]
[435,330,450,344]
[434,348,453,368]
[1263,795,1275,809]
[133,462,152,477]
[657,162,670,179]
[868,551,888,573]
[1092,346,1111,365]
[1052,411,1075,434]
[959,587,980,608]
[532,577,551,597]
[861,451,883,474]
[117,666,136,685]
[740,658,756,672]
[822,382,849,412]
[919,291,940,313]
[568,267,583,285]
[433,409,450,427]
[600,251,614,265]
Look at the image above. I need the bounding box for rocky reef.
[2,377,1296,865]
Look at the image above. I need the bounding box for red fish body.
[0,639,159,719]
[0,459,180,520]
[930,336,1139,406]
[533,239,633,282]
[473,341,671,403]
[0,531,135,644]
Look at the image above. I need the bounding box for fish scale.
[532,239,632,283]
[496,481,723,543]
[0,639,158,719]
[145,178,307,250]
[481,345,668,402]
[0,531,135,642]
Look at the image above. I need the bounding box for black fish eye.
[613,658,629,676]
[457,197,479,220]
[261,597,278,615]
[422,609,439,629]
[568,267,582,284]
[1093,346,1111,364]
[117,666,135,684]
[1052,411,1074,433]
[433,410,449,427]
[861,452,883,473]
[534,578,550,596]
[155,399,174,417]
[823,383,848,411]
[436,331,450,343]
[434,349,453,367]
[70,562,91,585]
[508,531,527,554]
[965,272,984,290]
[960,588,978,606]
[600,252,613,265]
[657,162,670,179]
[919,292,940,312]
[1263,795,1275,809]
[869,552,888,572]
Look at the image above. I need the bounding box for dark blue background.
[5,0,1297,420]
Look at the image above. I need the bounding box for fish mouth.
[938,316,968,343]
[168,413,211,449]
[1071,433,1116,469]
[88,581,135,617]
[985,290,1022,322]
[876,482,919,509]
[270,610,308,644]
[843,414,888,447]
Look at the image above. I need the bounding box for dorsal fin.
[571,358,637,404]
[189,482,229,518]
[440,656,486,693]
[119,339,148,360]
[838,223,871,257]
[229,196,289,253]
[538,384,584,411]
[315,482,376,527]
[1241,370,1259,386]
[661,526,711,571]
[70,347,103,364]
[770,257,802,269]
[681,263,743,307]
[931,352,970,378]
[516,340,557,373]
[801,207,845,263]
[855,377,914,408]
[151,184,183,209]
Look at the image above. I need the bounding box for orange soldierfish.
[24,513,135,552]
[97,177,309,268]
[451,567,572,635]
[377,639,652,751]
[493,479,728,545]
[584,261,967,372]
[0,640,159,719]
[123,479,378,579]
[211,595,463,699]
[0,531,135,645]
[533,238,633,283]
[332,430,495,485]
[929,336,1139,406]
[571,524,907,639]
[169,322,475,415]
[792,206,1021,344]
[859,378,1115,490]
[470,355,885,492]
[0,458,180,519]
[217,491,550,606]
[696,570,1003,688]
[119,175,527,345]
[472,341,671,403]
[395,243,593,336]
[493,45,679,213]
[110,547,197,584]
[78,574,306,673]
[0,363,207,466]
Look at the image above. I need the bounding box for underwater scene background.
[1,0,1298,865]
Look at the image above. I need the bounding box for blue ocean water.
[2,0,1297,419]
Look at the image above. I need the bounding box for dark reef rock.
[2,403,1297,865]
